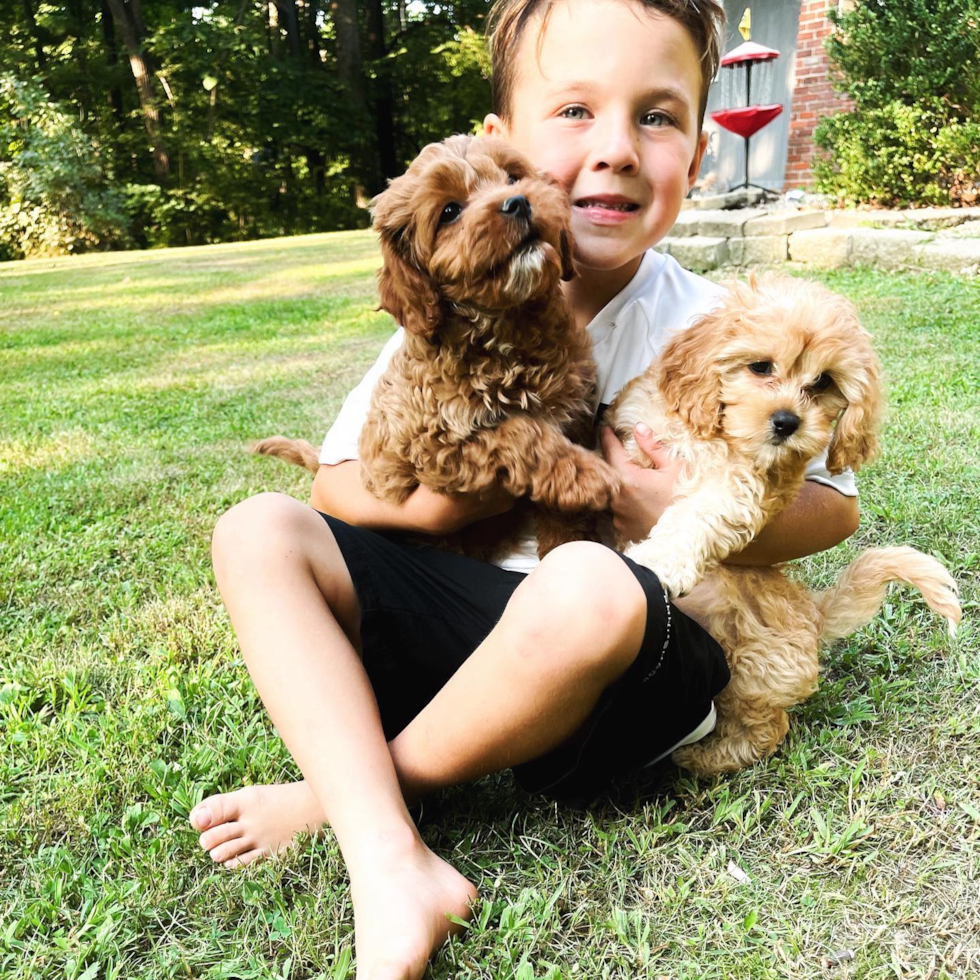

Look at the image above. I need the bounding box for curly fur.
[606,273,960,775]
[610,273,883,598]
[671,548,960,775]
[359,135,617,557]
[252,136,616,556]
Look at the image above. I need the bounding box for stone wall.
[659,206,980,276]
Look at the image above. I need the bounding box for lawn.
[1,232,977,980]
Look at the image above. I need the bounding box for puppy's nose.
[501,195,532,221]
[770,410,800,440]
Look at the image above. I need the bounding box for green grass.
[1,234,978,980]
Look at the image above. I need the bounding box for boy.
[190,2,859,977]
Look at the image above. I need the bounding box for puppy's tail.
[251,436,320,474]
[814,546,961,643]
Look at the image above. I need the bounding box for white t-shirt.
[321,250,857,573]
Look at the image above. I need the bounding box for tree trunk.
[366,0,398,182]
[305,0,323,68]
[332,0,367,117]
[100,1,125,124]
[21,0,47,74]
[331,0,380,197]
[274,0,303,61]
[104,0,170,179]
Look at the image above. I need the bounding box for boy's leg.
[200,493,476,980]
[388,540,648,794]
[195,515,647,859]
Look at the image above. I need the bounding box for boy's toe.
[223,849,263,869]
[208,837,254,865]
[189,803,211,830]
[190,792,238,831]
[199,821,243,852]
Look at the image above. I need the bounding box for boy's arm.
[724,482,859,565]
[311,461,514,534]
[600,425,859,564]
[312,328,512,534]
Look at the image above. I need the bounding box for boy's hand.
[599,424,682,544]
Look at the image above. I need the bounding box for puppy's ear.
[657,311,727,439]
[559,229,575,281]
[376,231,443,338]
[826,318,883,473]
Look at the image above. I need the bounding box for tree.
[815,0,980,206]
[103,0,170,179]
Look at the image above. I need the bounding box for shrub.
[0,76,130,259]
[814,0,980,207]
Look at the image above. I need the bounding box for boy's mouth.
[574,196,640,213]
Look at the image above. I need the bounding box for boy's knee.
[507,542,646,676]
[211,492,313,573]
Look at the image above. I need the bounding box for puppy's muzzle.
[770,409,800,442]
[501,195,532,222]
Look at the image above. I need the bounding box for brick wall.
[784,0,852,188]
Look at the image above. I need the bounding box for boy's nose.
[590,117,640,173]
[501,195,531,221]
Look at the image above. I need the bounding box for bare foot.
[189,781,326,868]
[349,839,477,980]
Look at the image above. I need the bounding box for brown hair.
[487,0,725,129]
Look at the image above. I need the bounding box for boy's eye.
[810,372,833,391]
[559,105,588,120]
[439,202,463,224]
[641,111,672,127]
[748,361,773,376]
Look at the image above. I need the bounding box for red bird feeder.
[710,40,783,191]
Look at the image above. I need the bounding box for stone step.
[662,208,980,276]
[668,208,827,240]
[658,235,729,271]
[827,206,980,232]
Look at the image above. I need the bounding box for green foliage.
[814,0,980,207]
[0,2,492,254]
[383,20,492,152]
[0,75,129,259]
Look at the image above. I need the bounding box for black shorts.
[319,513,730,804]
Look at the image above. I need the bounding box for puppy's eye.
[810,372,833,391]
[506,173,520,185]
[439,202,462,224]
[748,361,773,376]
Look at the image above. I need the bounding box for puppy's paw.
[533,448,620,512]
[624,543,702,598]
[672,742,725,777]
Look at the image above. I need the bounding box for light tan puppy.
[607,274,960,775]
[610,274,882,598]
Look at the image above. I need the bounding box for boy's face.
[485,0,708,278]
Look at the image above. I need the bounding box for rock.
[850,229,933,269]
[744,211,827,235]
[728,235,789,265]
[666,211,701,238]
[789,228,852,267]
[694,187,765,210]
[699,208,768,238]
[917,238,980,275]
[668,236,729,272]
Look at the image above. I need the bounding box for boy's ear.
[482,113,507,139]
[687,131,710,191]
